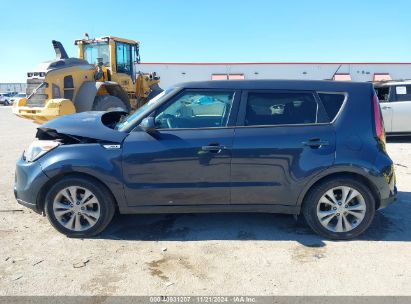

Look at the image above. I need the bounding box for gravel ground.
[0,106,410,296]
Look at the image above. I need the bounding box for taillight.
[373,94,386,143]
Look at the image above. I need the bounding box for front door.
[231,90,337,206]
[122,89,239,206]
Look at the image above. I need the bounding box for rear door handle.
[382,106,391,110]
[302,139,329,148]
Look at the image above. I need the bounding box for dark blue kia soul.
[14,80,397,239]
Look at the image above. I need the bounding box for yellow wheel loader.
[13,35,162,124]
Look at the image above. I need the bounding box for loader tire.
[92,95,129,113]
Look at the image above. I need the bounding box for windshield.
[116,88,176,131]
[83,42,110,66]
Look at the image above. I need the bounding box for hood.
[37,111,128,143]
[34,58,92,74]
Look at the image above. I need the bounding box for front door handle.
[382,106,391,110]
[302,139,329,148]
[201,144,227,153]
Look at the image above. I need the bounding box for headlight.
[24,140,60,162]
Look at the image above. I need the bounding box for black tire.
[302,177,376,240]
[44,176,116,238]
[92,95,129,112]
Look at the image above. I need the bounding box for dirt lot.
[0,106,410,296]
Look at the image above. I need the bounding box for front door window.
[154,91,235,129]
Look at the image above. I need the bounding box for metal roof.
[175,79,372,91]
[140,62,411,65]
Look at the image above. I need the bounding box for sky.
[0,0,410,82]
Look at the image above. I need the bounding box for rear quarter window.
[317,93,345,122]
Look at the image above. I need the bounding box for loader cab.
[76,36,140,92]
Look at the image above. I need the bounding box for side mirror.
[139,117,158,136]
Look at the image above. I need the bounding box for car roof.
[174,79,372,92]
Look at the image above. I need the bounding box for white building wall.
[0,83,27,93]
[137,63,411,88]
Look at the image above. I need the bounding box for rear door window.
[317,93,346,122]
[393,85,411,102]
[244,92,318,126]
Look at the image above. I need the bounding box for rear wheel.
[44,176,115,237]
[92,95,129,112]
[302,178,375,240]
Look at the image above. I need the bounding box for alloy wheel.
[52,186,101,231]
[316,186,366,233]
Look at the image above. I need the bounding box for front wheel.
[302,178,376,240]
[44,176,116,237]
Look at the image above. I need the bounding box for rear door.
[231,90,339,206]
[389,85,411,133]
